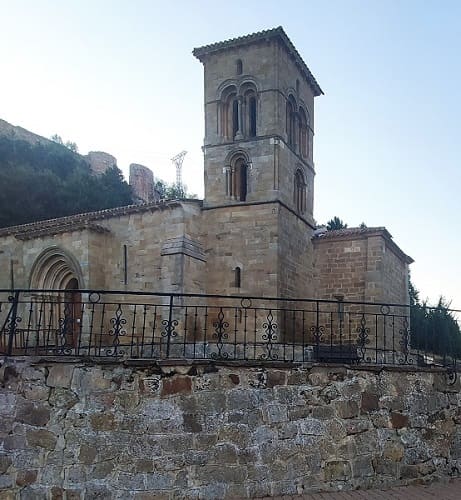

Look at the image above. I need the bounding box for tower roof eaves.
[193,26,323,97]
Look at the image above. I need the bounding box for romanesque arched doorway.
[29,247,84,350]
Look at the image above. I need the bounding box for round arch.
[224,148,251,167]
[237,77,259,95]
[294,167,307,215]
[29,246,84,290]
[224,150,251,202]
[216,80,238,101]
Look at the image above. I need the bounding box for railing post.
[166,294,173,359]
[314,300,320,357]
[7,290,20,356]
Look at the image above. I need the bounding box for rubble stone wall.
[1,358,460,499]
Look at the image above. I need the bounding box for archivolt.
[29,247,84,290]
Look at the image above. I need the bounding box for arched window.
[249,96,257,137]
[286,95,296,147]
[299,108,309,158]
[294,169,307,214]
[240,82,258,139]
[221,83,258,141]
[234,267,241,288]
[240,88,257,138]
[227,156,248,201]
[236,59,243,75]
[232,99,239,139]
[220,86,238,140]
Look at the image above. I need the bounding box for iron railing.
[0,289,459,373]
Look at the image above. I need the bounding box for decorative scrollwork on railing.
[4,294,22,355]
[357,314,370,361]
[211,309,229,359]
[56,302,74,355]
[380,305,390,315]
[310,325,325,344]
[161,319,179,339]
[446,366,458,386]
[89,292,101,304]
[106,304,127,356]
[260,310,278,360]
[240,298,252,309]
[160,314,179,359]
[6,314,22,335]
[398,316,412,365]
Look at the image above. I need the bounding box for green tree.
[0,136,132,228]
[326,216,348,230]
[65,141,78,153]
[51,134,64,145]
[51,134,78,153]
[154,180,196,200]
[409,279,461,358]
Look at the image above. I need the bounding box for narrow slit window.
[234,267,241,288]
[123,244,128,285]
[236,59,243,75]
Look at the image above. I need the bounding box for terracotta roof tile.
[0,199,202,238]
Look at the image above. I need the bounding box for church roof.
[193,26,323,97]
[0,199,202,240]
[313,226,414,264]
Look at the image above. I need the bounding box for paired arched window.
[299,108,309,159]
[226,155,248,202]
[294,169,307,214]
[286,94,310,159]
[286,95,297,147]
[221,86,239,141]
[244,89,257,138]
[220,83,257,141]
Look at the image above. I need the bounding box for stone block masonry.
[1,358,460,499]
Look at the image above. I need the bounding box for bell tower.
[193,26,323,225]
[194,28,323,298]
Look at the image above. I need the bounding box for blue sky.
[1,1,460,307]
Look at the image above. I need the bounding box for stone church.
[0,27,412,309]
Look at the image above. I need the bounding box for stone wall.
[1,358,460,499]
[129,164,157,204]
[85,152,117,176]
[199,34,317,225]
[0,201,206,295]
[278,204,315,299]
[313,235,369,303]
[313,229,411,305]
[202,204,279,297]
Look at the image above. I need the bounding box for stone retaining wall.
[1,358,460,499]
